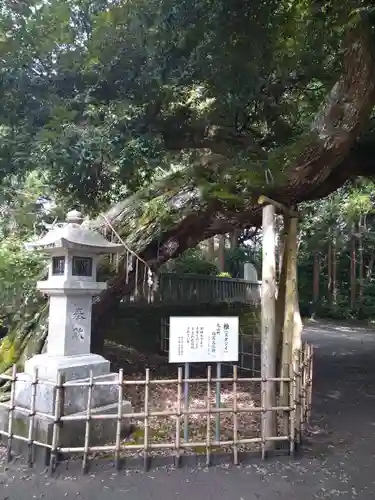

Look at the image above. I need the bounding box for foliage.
[0,237,45,324]
[224,247,258,279]
[217,272,232,278]
[298,180,375,320]
[161,248,219,275]
[1,0,373,211]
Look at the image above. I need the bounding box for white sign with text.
[169,316,239,363]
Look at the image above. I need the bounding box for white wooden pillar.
[261,204,277,451]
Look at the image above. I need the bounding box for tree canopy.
[1,0,375,213]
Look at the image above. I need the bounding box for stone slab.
[24,353,110,381]
[14,372,122,415]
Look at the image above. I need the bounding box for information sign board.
[168,316,239,363]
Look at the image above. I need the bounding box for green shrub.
[0,237,45,323]
[161,248,219,275]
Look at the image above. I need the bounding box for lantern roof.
[25,210,123,255]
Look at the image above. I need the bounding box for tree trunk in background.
[313,251,320,305]
[231,230,239,249]
[218,235,226,272]
[261,204,277,451]
[367,251,375,280]
[327,240,332,302]
[207,237,215,261]
[350,226,356,309]
[332,237,337,305]
[359,224,364,306]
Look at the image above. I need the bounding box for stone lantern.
[1,210,132,461]
[24,209,122,375]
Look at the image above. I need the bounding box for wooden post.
[276,216,284,279]
[275,221,288,360]
[280,217,298,434]
[261,204,277,451]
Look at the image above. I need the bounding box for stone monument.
[0,210,132,462]
[244,262,261,303]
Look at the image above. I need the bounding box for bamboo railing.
[0,345,313,473]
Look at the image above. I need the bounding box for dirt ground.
[2,319,375,499]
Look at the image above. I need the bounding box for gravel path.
[2,319,375,499]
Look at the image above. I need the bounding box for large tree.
[1,0,375,372]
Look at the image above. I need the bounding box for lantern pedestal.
[1,369,132,465]
[0,210,133,466]
[24,353,111,381]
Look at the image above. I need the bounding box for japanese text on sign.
[168,317,239,363]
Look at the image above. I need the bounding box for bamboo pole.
[6,365,17,463]
[49,372,64,474]
[115,369,124,470]
[82,371,94,474]
[261,203,277,452]
[143,369,150,471]
[175,366,182,468]
[232,365,239,465]
[206,365,212,466]
[27,368,38,468]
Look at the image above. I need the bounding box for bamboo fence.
[0,344,313,473]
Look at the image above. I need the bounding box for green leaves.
[0,0,373,214]
[0,237,45,322]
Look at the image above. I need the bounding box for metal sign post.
[184,362,190,442]
[215,362,222,442]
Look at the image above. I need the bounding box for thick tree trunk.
[218,235,226,272]
[261,204,277,452]
[1,18,375,377]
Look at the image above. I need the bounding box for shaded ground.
[2,320,375,499]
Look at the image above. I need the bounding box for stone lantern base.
[0,354,132,465]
